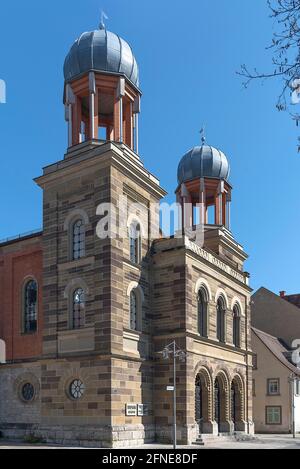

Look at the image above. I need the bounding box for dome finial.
[199,125,206,145]
[99,10,108,30]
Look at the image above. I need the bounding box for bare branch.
[238,0,300,149]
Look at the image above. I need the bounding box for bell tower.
[176,135,247,270]
[63,20,141,151]
[35,16,166,448]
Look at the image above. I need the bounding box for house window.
[252,379,256,397]
[72,219,85,260]
[266,406,282,425]
[72,288,85,329]
[232,305,241,348]
[252,354,258,370]
[296,379,300,396]
[69,379,85,400]
[216,297,226,343]
[130,290,138,331]
[24,280,38,333]
[267,378,280,396]
[21,383,35,402]
[129,222,141,264]
[197,288,208,337]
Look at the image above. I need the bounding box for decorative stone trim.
[231,373,246,422]
[14,372,40,404]
[194,277,212,301]
[62,372,88,402]
[63,278,89,298]
[127,213,146,237]
[63,208,89,231]
[127,282,144,301]
[214,288,229,308]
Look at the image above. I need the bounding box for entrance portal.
[195,375,203,429]
[194,370,213,434]
[231,376,245,431]
[231,382,237,429]
[214,378,221,427]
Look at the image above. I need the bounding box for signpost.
[125,404,137,417]
[158,341,186,450]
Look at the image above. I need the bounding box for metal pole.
[68,104,73,148]
[173,341,177,450]
[119,97,123,143]
[135,113,139,154]
[292,376,296,439]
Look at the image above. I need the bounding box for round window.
[69,379,85,399]
[21,383,35,402]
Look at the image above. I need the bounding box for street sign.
[137,404,149,416]
[125,404,137,416]
[166,385,174,391]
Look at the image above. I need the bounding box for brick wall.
[0,235,43,361]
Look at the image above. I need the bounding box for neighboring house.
[280,291,300,309]
[252,327,300,433]
[252,287,300,349]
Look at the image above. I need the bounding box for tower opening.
[63,25,141,152]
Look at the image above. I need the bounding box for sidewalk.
[0,434,299,450]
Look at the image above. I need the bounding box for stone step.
[192,438,205,446]
[199,433,256,445]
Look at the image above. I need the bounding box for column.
[65,84,75,147]
[133,95,140,154]
[181,183,192,231]
[215,181,224,226]
[134,113,139,154]
[215,193,221,225]
[73,95,82,145]
[199,178,206,226]
[124,100,133,148]
[114,77,125,143]
[89,72,98,140]
[226,192,232,230]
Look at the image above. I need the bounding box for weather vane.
[99,10,109,30]
[200,126,206,145]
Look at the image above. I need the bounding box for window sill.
[192,334,247,353]
[123,328,143,340]
[58,256,95,272]
[123,260,142,271]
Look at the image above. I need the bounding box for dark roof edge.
[0,229,43,248]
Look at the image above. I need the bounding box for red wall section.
[0,235,43,361]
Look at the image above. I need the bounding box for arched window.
[72,219,85,260]
[233,305,241,348]
[72,288,85,329]
[129,222,141,264]
[216,297,226,343]
[130,290,138,331]
[197,288,208,337]
[24,280,38,333]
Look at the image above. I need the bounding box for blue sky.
[0,0,299,294]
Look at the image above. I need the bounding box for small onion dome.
[64,28,139,88]
[177,145,230,185]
